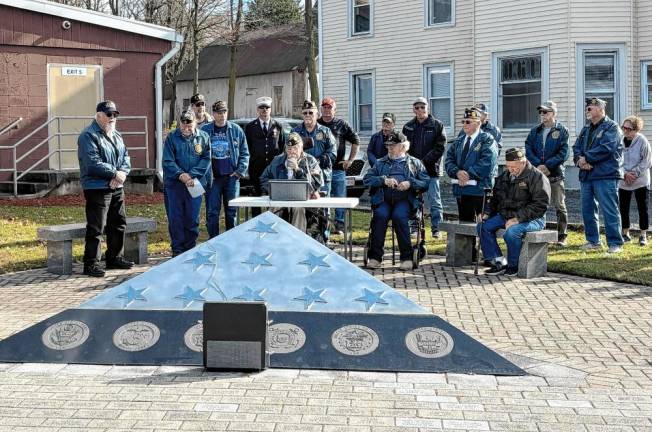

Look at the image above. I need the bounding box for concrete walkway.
[1,250,651,431]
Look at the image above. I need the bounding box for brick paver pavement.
[1,250,652,431]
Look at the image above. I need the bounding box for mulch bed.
[4,192,165,207]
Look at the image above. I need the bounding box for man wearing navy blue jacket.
[163,109,211,256]
[525,100,569,246]
[201,100,249,238]
[77,101,132,277]
[573,97,624,253]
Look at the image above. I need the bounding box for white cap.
[256,96,272,107]
[413,96,428,106]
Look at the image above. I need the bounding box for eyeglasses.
[258,106,270,110]
[538,110,550,115]
[622,125,634,131]
[321,104,333,109]
[180,119,193,125]
[302,111,315,116]
[105,112,119,118]
[414,105,427,111]
[194,102,205,107]
[586,106,594,111]
[460,119,474,125]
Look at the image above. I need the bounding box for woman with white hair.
[619,115,652,246]
[363,131,430,270]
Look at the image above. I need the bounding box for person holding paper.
[163,109,211,256]
[445,108,498,222]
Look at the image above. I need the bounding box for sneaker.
[607,245,623,254]
[556,235,567,247]
[431,230,442,240]
[399,260,413,270]
[366,258,381,269]
[105,257,135,270]
[333,221,345,236]
[580,242,603,251]
[486,262,506,275]
[504,266,518,276]
[640,235,648,246]
[83,264,105,277]
[622,233,632,242]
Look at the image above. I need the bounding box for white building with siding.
[319,0,652,188]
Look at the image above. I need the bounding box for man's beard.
[104,122,116,137]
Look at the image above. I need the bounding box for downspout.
[317,0,323,97]
[155,40,182,183]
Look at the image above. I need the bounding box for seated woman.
[363,132,430,270]
[260,132,324,232]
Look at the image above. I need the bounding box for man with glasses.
[402,97,447,239]
[201,100,249,238]
[163,109,211,256]
[244,96,287,217]
[77,100,133,277]
[317,96,360,235]
[456,103,503,155]
[190,93,213,127]
[367,112,397,168]
[573,97,624,253]
[525,100,570,246]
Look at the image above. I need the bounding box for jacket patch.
[194,143,203,155]
[551,130,560,139]
[316,132,324,140]
[597,131,603,139]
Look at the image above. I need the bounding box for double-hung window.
[427,0,453,27]
[424,64,453,129]
[642,61,652,110]
[350,0,371,36]
[351,72,374,133]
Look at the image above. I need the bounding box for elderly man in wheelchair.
[363,131,430,270]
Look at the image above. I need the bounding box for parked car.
[232,118,368,198]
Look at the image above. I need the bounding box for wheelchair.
[363,195,427,270]
[272,207,329,245]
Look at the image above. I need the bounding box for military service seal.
[405,327,454,359]
[42,320,90,351]
[331,325,379,356]
[113,321,160,352]
[268,323,306,354]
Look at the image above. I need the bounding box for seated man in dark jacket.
[260,132,324,232]
[363,132,430,270]
[478,148,551,276]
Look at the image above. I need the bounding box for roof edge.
[1,0,183,43]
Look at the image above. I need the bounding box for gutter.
[155,40,182,183]
[317,0,323,95]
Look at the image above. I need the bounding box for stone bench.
[439,221,557,278]
[37,217,157,275]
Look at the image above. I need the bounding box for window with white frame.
[350,0,371,36]
[425,64,453,128]
[583,52,618,119]
[499,54,542,129]
[351,72,373,132]
[642,61,652,110]
[427,0,453,26]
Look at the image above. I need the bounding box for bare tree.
[188,0,225,95]
[304,0,319,103]
[225,0,244,119]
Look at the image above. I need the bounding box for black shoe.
[486,262,506,275]
[504,266,518,276]
[106,257,134,270]
[482,259,493,268]
[431,230,442,240]
[83,264,105,277]
[623,233,632,242]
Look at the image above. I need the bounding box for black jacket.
[485,162,551,222]
[244,118,286,178]
[317,117,360,169]
[402,115,447,177]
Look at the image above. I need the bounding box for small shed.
[174,25,310,120]
[0,0,181,196]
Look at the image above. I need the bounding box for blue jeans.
[426,177,443,232]
[331,169,346,225]
[369,200,412,262]
[580,178,623,247]
[165,182,202,255]
[205,175,239,238]
[478,214,545,268]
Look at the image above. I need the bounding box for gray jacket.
[619,132,652,191]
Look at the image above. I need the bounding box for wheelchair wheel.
[412,246,420,269]
[418,241,427,260]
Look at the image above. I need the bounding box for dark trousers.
[83,188,126,265]
[165,182,203,255]
[369,200,412,262]
[457,195,485,222]
[250,172,263,217]
[619,187,650,230]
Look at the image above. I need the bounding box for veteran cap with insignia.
[586,97,607,108]
[190,94,205,105]
[472,103,488,114]
[180,109,195,122]
[505,147,526,161]
[382,112,396,123]
[256,96,272,108]
[463,108,481,120]
[96,100,119,115]
[287,132,303,147]
[537,100,558,113]
[212,100,227,113]
[302,100,318,111]
[384,131,407,145]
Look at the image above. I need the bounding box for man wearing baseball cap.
[189,93,213,127]
[77,100,133,277]
[367,112,398,168]
[402,96,447,239]
[456,103,503,154]
[244,96,287,216]
[478,148,550,276]
[524,100,570,246]
[572,97,624,253]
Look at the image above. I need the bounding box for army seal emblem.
[551,130,560,140]
[331,325,379,356]
[268,323,306,354]
[42,320,90,351]
[194,143,202,155]
[184,323,203,352]
[405,327,454,359]
[316,131,324,141]
[113,321,160,352]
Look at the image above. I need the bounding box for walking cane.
[474,187,493,275]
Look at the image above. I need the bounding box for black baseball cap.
[96,100,119,115]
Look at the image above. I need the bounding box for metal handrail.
[0,118,22,137]
[2,115,149,196]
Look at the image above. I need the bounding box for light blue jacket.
[77,120,131,190]
[163,128,211,189]
[201,121,250,182]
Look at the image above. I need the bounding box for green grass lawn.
[1,204,651,285]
